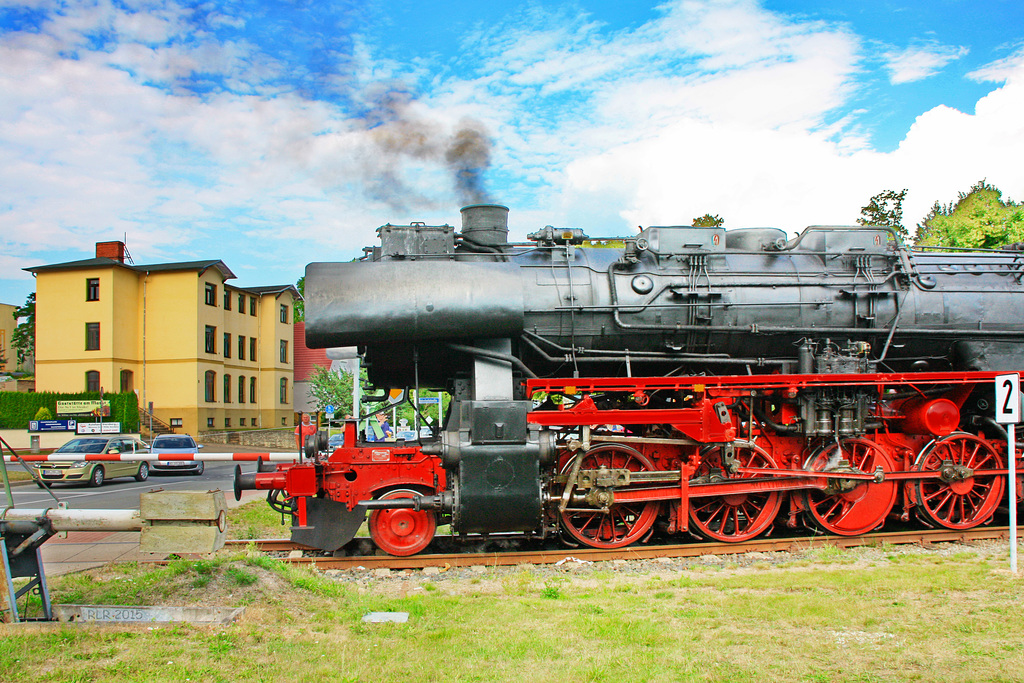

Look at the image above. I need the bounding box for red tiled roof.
[293,322,330,381]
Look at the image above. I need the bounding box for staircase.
[140,407,176,439]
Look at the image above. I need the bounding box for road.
[6,461,256,511]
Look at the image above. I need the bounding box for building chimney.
[96,241,126,263]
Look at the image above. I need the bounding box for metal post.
[352,357,361,436]
[996,373,1020,574]
[1011,423,1018,574]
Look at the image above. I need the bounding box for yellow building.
[0,302,15,374]
[27,241,298,436]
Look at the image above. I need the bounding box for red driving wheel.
[368,489,437,556]
[689,442,783,542]
[915,433,1004,530]
[801,438,897,536]
[559,444,660,549]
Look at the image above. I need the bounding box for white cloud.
[882,42,969,85]
[968,45,1024,83]
[3,0,1024,306]
[561,51,1024,239]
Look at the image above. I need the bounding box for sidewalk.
[32,440,294,577]
[39,489,266,576]
[40,531,154,576]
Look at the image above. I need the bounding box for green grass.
[2,545,1023,682]
[225,500,288,540]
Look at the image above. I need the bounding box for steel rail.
[223,526,1012,571]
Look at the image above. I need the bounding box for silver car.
[150,434,205,475]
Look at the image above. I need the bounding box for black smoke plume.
[357,83,492,209]
[445,119,492,206]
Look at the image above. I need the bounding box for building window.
[250,297,257,316]
[239,417,246,427]
[225,418,231,428]
[205,370,216,402]
[207,417,214,428]
[85,370,100,392]
[250,338,257,362]
[120,369,133,392]
[223,289,231,310]
[238,375,246,404]
[86,278,99,301]
[238,335,245,360]
[279,377,288,404]
[205,282,217,306]
[224,373,232,403]
[280,304,289,323]
[281,417,287,426]
[205,326,216,354]
[279,340,288,363]
[170,418,183,427]
[85,322,100,350]
[238,293,245,312]
[249,377,257,403]
[223,332,231,358]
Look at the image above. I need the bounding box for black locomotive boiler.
[238,204,1024,555]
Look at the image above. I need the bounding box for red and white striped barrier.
[4,452,300,463]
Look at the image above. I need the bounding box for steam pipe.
[446,342,538,379]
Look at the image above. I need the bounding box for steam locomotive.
[236,204,1024,555]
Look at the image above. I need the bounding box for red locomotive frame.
[253,369,1020,555]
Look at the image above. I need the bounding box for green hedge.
[0,392,140,431]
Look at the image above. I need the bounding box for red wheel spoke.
[964,443,982,468]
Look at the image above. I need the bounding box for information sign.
[77,422,121,434]
[995,373,1020,424]
[418,397,441,404]
[29,419,77,432]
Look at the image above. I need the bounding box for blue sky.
[2,0,1023,307]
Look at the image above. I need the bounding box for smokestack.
[460,204,509,247]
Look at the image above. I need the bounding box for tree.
[11,292,35,369]
[306,363,434,434]
[914,180,1024,249]
[293,276,304,323]
[306,364,353,413]
[692,214,724,227]
[857,189,908,243]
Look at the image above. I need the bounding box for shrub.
[0,391,139,431]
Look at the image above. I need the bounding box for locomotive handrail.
[770,224,905,252]
[519,331,782,368]
[603,256,910,336]
[525,369,1007,393]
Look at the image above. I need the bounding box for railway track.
[223,525,1013,571]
